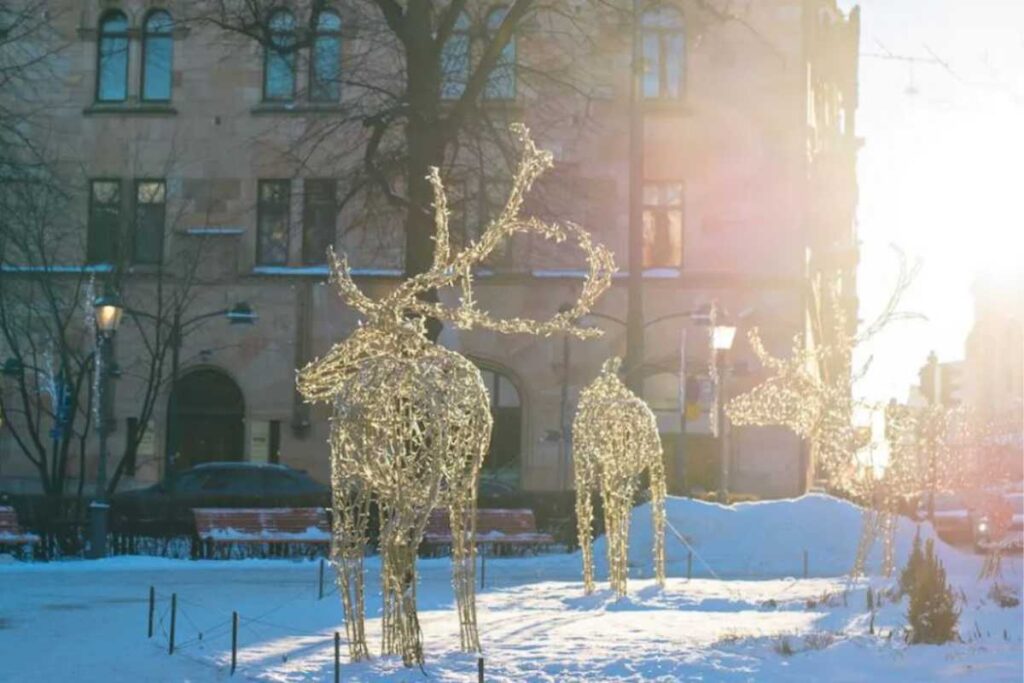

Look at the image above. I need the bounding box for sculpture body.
[573,358,665,597]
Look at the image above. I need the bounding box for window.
[87,180,121,263]
[125,418,139,476]
[257,180,291,265]
[302,179,337,264]
[480,368,521,486]
[96,11,129,102]
[642,182,683,268]
[264,10,296,101]
[484,8,516,100]
[440,12,470,100]
[142,11,174,101]
[134,180,166,264]
[310,11,342,101]
[641,7,685,99]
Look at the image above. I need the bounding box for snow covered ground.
[0,495,1020,682]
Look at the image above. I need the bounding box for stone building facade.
[0,1,860,498]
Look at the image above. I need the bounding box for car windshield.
[172,471,209,493]
[932,495,963,510]
[198,469,264,495]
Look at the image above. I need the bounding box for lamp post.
[711,318,737,502]
[89,293,124,559]
[625,0,646,395]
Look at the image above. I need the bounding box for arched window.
[479,367,522,487]
[310,10,341,101]
[440,11,470,100]
[264,10,296,101]
[142,11,174,102]
[484,7,516,100]
[96,11,129,102]
[641,6,685,99]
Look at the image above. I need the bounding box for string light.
[723,257,989,576]
[573,358,666,597]
[296,124,615,665]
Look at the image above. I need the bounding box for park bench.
[192,507,331,559]
[423,508,555,555]
[0,506,40,556]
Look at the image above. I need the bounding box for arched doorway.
[171,368,245,471]
[479,367,522,489]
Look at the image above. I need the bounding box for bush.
[987,583,1020,608]
[906,538,960,644]
[899,528,923,596]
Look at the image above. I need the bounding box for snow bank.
[596,493,991,581]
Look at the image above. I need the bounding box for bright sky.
[839,0,1024,402]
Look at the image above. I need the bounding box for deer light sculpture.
[573,358,666,597]
[296,125,615,665]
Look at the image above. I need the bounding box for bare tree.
[0,4,230,502]
[189,0,618,333]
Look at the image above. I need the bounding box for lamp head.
[94,294,124,335]
[712,324,737,351]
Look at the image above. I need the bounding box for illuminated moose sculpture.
[297,125,615,665]
[573,358,666,597]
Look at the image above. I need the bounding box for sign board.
[137,420,157,457]
[249,420,270,463]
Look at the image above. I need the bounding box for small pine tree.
[906,538,960,644]
[899,528,923,596]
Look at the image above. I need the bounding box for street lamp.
[712,314,737,502]
[89,292,123,559]
[95,295,125,334]
[712,324,737,353]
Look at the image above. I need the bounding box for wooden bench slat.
[423,508,554,547]
[0,506,40,545]
[192,507,331,545]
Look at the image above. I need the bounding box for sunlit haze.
[842,0,1024,402]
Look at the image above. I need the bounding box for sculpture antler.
[327,123,615,337]
[298,124,616,402]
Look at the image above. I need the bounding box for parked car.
[478,478,518,502]
[110,462,329,535]
[917,492,977,544]
[974,491,1024,552]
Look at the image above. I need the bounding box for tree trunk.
[403,2,446,341]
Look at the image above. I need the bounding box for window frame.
[301,179,338,265]
[256,179,292,266]
[440,11,471,101]
[641,180,684,269]
[141,10,174,103]
[309,10,342,102]
[95,10,130,103]
[132,178,167,265]
[87,178,123,264]
[483,6,517,101]
[262,10,298,103]
[641,6,686,101]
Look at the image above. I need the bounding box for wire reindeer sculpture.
[573,357,666,597]
[296,125,615,666]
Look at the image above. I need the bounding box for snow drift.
[594,493,990,581]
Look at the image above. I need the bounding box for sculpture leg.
[603,482,634,598]
[881,509,897,577]
[449,494,480,652]
[574,456,596,595]
[648,455,667,589]
[380,518,424,665]
[331,480,371,662]
[851,507,878,578]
